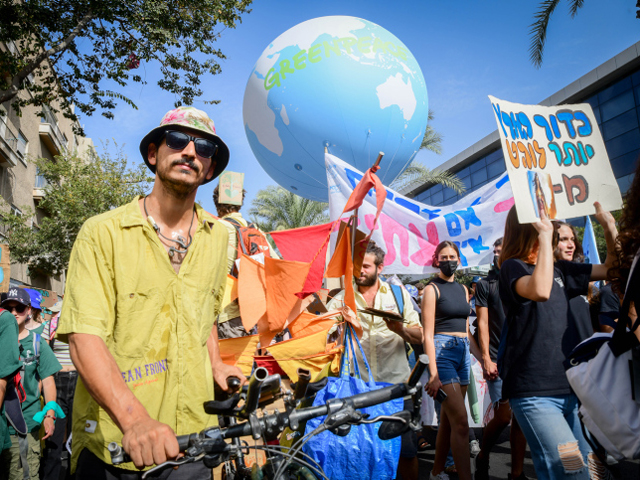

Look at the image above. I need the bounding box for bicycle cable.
[273,423,328,480]
[250,445,329,480]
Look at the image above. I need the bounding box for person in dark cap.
[2,288,61,480]
[0,291,22,478]
[56,106,245,478]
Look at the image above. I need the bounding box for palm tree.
[390,110,465,195]
[529,0,585,68]
[249,185,330,232]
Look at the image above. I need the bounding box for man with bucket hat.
[56,106,245,478]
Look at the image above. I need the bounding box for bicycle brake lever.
[140,454,203,480]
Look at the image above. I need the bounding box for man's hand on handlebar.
[121,416,179,469]
[212,363,247,392]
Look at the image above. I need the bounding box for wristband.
[32,401,66,424]
[44,414,56,421]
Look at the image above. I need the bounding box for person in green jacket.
[2,288,61,480]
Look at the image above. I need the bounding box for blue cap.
[405,284,419,299]
[24,288,42,310]
[471,276,482,285]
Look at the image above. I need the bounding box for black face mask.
[493,255,500,271]
[438,260,458,277]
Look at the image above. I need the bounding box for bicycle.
[109,354,430,479]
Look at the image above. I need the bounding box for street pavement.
[417,427,640,479]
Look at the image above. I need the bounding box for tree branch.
[0,11,94,104]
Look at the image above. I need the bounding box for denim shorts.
[434,334,470,386]
[487,376,504,404]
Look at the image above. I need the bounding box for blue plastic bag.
[302,325,403,480]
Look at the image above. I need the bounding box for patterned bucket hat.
[139,106,230,184]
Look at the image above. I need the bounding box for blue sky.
[81,0,640,216]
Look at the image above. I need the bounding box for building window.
[10,204,22,217]
[16,130,27,160]
[471,168,488,187]
[487,159,506,179]
[0,115,6,140]
[469,157,487,173]
[600,90,634,123]
[35,168,48,189]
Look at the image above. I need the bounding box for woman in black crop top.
[421,241,482,480]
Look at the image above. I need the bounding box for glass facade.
[413,66,640,207]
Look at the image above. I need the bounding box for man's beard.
[157,157,202,198]
[355,270,378,287]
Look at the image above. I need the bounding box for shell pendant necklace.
[144,195,195,258]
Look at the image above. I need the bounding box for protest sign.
[326,153,514,274]
[218,171,245,206]
[0,244,9,293]
[489,96,623,224]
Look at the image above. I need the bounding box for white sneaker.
[470,439,481,456]
[430,471,450,480]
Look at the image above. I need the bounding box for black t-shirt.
[475,269,505,361]
[598,283,620,328]
[567,294,593,345]
[498,259,591,399]
[599,284,620,315]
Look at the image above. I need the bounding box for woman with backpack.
[422,240,482,480]
[498,203,617,480]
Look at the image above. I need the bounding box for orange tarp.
[287,310,341,338]
[218,334,260,377]
[324,227,362,337]
[264,257,311,333]
[267,328,341,382]
[237,254,267,332]
[220,274,238,310]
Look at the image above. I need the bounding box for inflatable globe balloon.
[243,16,429,202]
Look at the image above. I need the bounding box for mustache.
[171,157,200,173]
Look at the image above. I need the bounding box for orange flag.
[237,254,267,332]
[342,164,387,236]
[267,328,342,382]
[218,335,260,377]
[287,310,341,338]
[264,257,311,333]
[325,227,357,314]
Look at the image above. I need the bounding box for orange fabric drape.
[267,328,341,382]
[287,310,341,338]
[264,258,311,333]
[237,254,267,332]
[218,334,260,377]
[324,227,362,337]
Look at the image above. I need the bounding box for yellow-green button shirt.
[56,196,228,471]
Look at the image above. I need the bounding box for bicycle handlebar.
[110,354,429,474]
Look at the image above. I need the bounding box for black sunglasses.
[5,304,27,314]
[162,130,218,159]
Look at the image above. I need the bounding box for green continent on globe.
[264,36,409,91]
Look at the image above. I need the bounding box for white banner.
[489,95,623,224]
[326,153,514,274]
